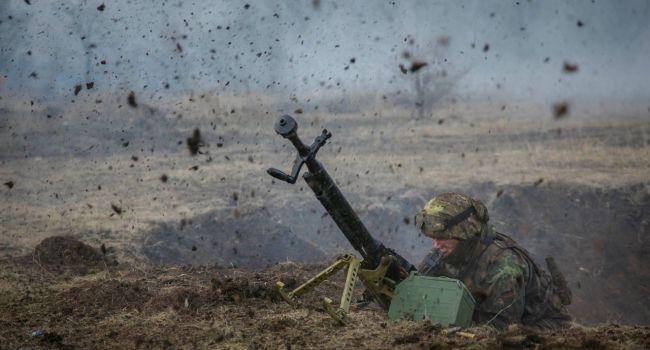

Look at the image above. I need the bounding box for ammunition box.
[388,273,475,328]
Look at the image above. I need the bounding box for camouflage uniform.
[415,193,572,329]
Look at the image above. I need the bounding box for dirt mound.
[32,236,108,275]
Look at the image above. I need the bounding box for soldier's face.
[431,238,460,257]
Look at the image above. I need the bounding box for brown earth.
[0,236,648,349]
[27,235,115,275]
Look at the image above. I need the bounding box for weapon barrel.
[302,165,381,261]
[268,115,416,279]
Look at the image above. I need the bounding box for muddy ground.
[1,238,648,349]
[1,93,649,348]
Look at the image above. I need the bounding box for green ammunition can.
[388,273,475,328]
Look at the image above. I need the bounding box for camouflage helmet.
[414,193,489,240]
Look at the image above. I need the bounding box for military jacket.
[419,228,572,329]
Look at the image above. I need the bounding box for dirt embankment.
[1,236,648,349]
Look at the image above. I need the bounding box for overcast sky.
[1,0,649,102]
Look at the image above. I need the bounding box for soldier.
[415,193,572,329]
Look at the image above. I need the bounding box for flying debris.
[409,61,428,73]
[186,128,202,155]
[111,204,123,215]
[562,62,579,73]
[127,91,137,108]
[552,102,570,119]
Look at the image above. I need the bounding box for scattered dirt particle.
[577,20,584,27]
[483,43,490,52]
[496,189,504,197]
[552,102,569,119]
[32,236,106,275]
[533,178,544,187]
[294,108,303,114]
[160,174,168,183]
[410,61,428,72]
[97,3,105,11]
[186,128,201,155]
[86,82,94,89]
[127,91,137,108]
[563,62,579,73]
[74,84,82,96]
[399,64,408,74]
[4,181,13,189]
[189,165,199,171]
[111,203,123,215]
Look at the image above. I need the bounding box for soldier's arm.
[476,250,528,329]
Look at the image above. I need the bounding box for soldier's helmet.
[414,193,489,240]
